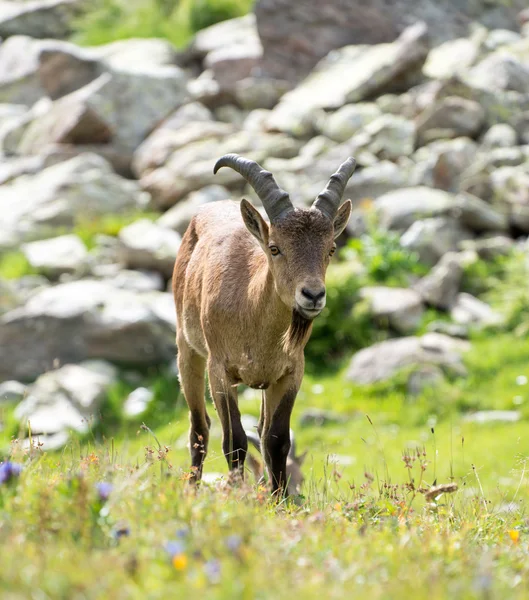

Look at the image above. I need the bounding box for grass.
[3,326,529,598]
[2,411,529,599]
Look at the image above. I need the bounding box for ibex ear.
[333,199,352,239]
[241,198,269,245]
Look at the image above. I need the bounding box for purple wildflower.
[204,559,222,584]
[96,481,113,502]
[112,524,131,540]
[164,540,186,558]
[176,527,189,539]
[225,534,242,552]
[0,461,23,484]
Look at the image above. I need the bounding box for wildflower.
[225,534,242,553]
[176,527,189,539]
[204,559,222,584]
[0,461,23,484]
[96,481,113,502]
[509,530,520,543]
[164,540,186,557]
[172,553,188,571]
[112,523,131,541]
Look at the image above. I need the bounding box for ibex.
[173,153,356,496]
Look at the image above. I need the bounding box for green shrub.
[343,227,428,288]
[305,263,382,374]
[189,0,253,32]
[0,252,36,280]
[72,0,254,48]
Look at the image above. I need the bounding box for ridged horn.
[312,157,356,220]
[214,153,293,222]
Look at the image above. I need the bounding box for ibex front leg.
[262,373,300,497]
[208,362,248,476]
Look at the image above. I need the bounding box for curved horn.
[312,157,356,220]
[214,153,293,222]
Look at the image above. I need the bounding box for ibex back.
[172,154,356,496]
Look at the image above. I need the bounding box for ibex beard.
[172,153,356,497]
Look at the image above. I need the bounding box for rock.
[20,68,189,154]
[346,333,470,384]
[204,43,262,93]
[185,14,260,62]
[412,137,478,192]
[158,102,213,131]
[299,408,347,427]
[465,53,529,93]
[187,69,226,107]
[255,0,525,82]
[450,293,504,327]
[400,217,473,266]
[0,380,28,403]
[141,130,301,209]
[423,37,481,80]
[14,360,118,436]
[350,114,415,161]
[21,234,88,277]
[132,121,235,179]
[458,235,514,260]
[266,23,429,136]
[375,187,508,233]
[484,29,522,51]
[433,74,529,131]
[214,105,247,126]
[427,321,469,338]
[17,97,113,155]
[87,38,182,72]
[93,267,164,292]
[123,387,154,418]
[481,124,518,148]
[407,365,445,396]
[8,275,50,303]
[359,286,424,333]
[0,278,21,314]
[463,410,521,424]
[414,252,463,310]
[157,185,231,235]
[0,36,99,105]
[491,166,529,206]
[0,103,28,125]
[515,112,529,145]
[0,154,148,249]
[0,280,176,381]
[416,96,485,144]
[234,77,290,110]
[0,0,83,39]
[117,220,181,278]
[318,103,381,143]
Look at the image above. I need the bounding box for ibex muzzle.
[172,154,356,496]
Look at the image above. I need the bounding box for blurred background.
[1,0,529,493]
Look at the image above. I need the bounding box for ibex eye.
[269,245,280,256]
[329,245,336,257]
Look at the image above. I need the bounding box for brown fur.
[173,197,351,496]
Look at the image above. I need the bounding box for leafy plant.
[72,0,254,48]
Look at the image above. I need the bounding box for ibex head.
[214,154,356,323]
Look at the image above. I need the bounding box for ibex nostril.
[301,287,326,303]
